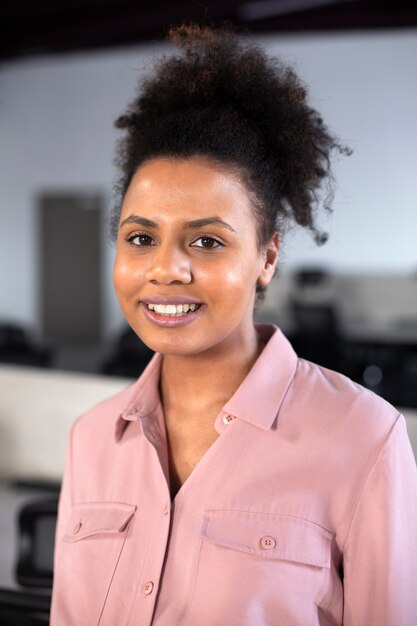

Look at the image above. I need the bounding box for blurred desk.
[260,310,417,347]
[341,319,417,345]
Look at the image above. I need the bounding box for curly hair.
[111,23,349,296]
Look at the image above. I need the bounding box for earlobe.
[257,232,279,287]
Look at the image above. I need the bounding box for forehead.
[121,156,255,221]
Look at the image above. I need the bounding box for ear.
[257,232,279,287]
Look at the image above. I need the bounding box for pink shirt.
[51,324,417,625]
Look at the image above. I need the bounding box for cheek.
[199,255,260,304]
[222,267,249,292]
[113,254,142,300]
[225,249,263,286]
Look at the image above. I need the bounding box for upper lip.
[140,296,202,305]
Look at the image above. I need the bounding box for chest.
[164,415,220,497]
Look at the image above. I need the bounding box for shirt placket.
[126,412,172,626]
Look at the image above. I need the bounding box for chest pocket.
[56,502,137,625]
[188,510,335,625]
[200,509,332,567]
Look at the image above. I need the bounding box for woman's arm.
[50,423,75,624]
[342,414,417,625]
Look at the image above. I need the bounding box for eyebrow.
[119,214,236,233]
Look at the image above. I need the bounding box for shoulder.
[286,357,400,450]
[70,379,139,441]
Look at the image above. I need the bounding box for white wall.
[0,41,166,337]
[263,31,417,271]
[1,30,416,338]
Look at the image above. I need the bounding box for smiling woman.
[50,23,417,626]
[113,157,277,356]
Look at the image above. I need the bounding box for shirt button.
[162,504,169,515]
[260,535,276,550]
[223,414,235,425]
[143,581,154,596]
[73,521,82,534]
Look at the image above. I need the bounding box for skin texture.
[113,155,279,493]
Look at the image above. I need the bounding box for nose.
[145,243,192,285]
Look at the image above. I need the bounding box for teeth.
[146,303,200,316]
[159,304,177,314]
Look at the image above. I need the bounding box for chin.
[140,329,224,358]
[134,329,198,356]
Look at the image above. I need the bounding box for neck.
[160,325,264,418]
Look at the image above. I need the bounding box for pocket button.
[73,521,82,535]
[260,535,276,550]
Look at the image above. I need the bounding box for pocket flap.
[63,501,137,542]
[201,510,332,568]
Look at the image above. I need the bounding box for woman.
[51,24,417,626]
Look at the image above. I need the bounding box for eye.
[191,236,223,249]
[126,232,155,246]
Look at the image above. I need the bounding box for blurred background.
[0,0,416,621]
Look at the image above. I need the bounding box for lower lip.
[140,303,204,328]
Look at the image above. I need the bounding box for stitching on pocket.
[97,513,134,626]
[63,502,137,542]
[201,510,332,568]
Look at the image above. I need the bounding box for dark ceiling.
[1,0,416,61]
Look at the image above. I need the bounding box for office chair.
[102,325,154,377]
[16,498,58,588]
[0,588,51,626]
[0,497,58,626]
[0,323,52,368]
[289,300,343,371]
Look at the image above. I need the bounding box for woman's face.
[113,156,278,357]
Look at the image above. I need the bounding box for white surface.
[0,365,132,481]
[0,30,416,337]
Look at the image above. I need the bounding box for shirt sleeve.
[50,422,75,621]
[342,413,417,625]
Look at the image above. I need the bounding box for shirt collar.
[115,324,298,441]
[115,352,163,441]
[221,324,298,431]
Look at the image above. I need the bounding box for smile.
[146,303,201,316]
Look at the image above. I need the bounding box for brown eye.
[192,236,223,249]
[127,233,154,246]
